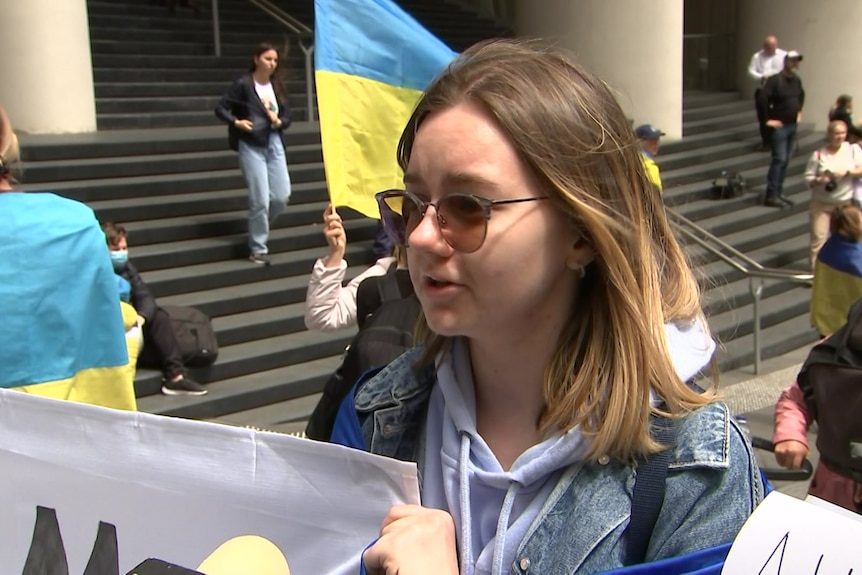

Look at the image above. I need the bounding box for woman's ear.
[566,235,594,272]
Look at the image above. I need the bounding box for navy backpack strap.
[625,414,678,566]
[376,261,402,303]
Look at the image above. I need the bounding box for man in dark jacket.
[758,50,805,209]
[102,222,207,396]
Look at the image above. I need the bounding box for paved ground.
[718,345,817,500]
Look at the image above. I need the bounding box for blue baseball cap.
[634,124,665,139]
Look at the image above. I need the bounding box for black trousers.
[138,307,185,380]
[754,88,771,147]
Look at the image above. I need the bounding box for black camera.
[824,170,838,192]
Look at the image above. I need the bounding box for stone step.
[18,123,321,161]
[95,80,307,98]
[129,216,377,273]
[23,164,324,207]
[211,394,321,429]
[684,109,757,136]
[133,327,354,396]
[21,144,319,182]
[119,202,366,247]
[96,93,308,114]
[135,357,338,419]
[98,107,312,128]
[88,26,302,46]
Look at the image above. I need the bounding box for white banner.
[0,388,419,574]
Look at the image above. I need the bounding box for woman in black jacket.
[216,42,293,265]
[829,94,862,143]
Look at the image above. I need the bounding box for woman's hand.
[363,505,459,575]
[234,119,254,132]
[766,119,783,129]
[774,440,808,469]
[260,97,280,125]
[322,204,346,267]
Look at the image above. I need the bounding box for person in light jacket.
[304,204,408,332]
[804,120,862,270]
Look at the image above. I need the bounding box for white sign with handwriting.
[723,491,862,574]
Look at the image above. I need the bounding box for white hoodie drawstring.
[459,432,474,575]
[491,482,520,575]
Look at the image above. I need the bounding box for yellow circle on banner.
[196,535,290,575]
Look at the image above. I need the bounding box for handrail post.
[212,0,222,57]
[750,276,764,375]
[300,39,315,121]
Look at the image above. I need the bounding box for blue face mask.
[110,249,129,270]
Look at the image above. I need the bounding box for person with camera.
[804,120,862,270]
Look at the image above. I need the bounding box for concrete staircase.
[15,3,818,433]
[87,0,509,129]
[664,92,821,372]
[88,0,314,128]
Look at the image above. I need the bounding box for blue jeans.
[766,123,797,199]
[238,132,291,255]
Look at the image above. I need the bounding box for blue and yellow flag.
[812,235,862,337]
[0,192,136,410]
[314,0,457,218]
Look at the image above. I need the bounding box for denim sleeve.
[647,414,764,561]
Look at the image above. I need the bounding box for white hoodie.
[421,320,716,575]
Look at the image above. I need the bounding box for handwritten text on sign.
[722,491,862,574]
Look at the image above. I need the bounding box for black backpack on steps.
[160,305,219,367]
[305,265,421,441]
[710,170,746,200]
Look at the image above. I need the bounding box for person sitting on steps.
[102,222,208,396]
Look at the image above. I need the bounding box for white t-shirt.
[805,142,862,204]
[254,81,279,114]
[748,48,787,86]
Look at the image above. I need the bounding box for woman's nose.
[407,205,450,253]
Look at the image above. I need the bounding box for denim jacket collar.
[352,348,756,573]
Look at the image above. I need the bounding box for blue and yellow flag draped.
[314,0,457,218]
[812,235,862,337]
[0,192,136,410]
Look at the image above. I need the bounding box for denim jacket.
[340,347,764,574]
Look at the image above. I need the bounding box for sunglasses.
[376,189,548,253]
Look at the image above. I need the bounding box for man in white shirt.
[748,36,787,151]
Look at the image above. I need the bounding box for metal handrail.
[666,210,813,374]
[246,0,311,35]
[210,0,316,120]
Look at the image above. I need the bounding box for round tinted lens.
[378,193,407,245]
[400,194,424,238]
[438,194,488,253]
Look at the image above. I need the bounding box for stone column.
[514,0,684,139]
[0,0,97,133]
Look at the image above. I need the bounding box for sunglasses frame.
[375,189,547,253]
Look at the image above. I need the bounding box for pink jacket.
[774,381,859,512]
[303,257,396,332]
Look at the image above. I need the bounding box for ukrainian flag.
[314,0,457,218]
[812,235,862,337]
[0,192,136,410]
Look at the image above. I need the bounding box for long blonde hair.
[398,40,713,462]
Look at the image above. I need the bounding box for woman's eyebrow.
[403,171,500,190]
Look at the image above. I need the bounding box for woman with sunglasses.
[332,40,762,575]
